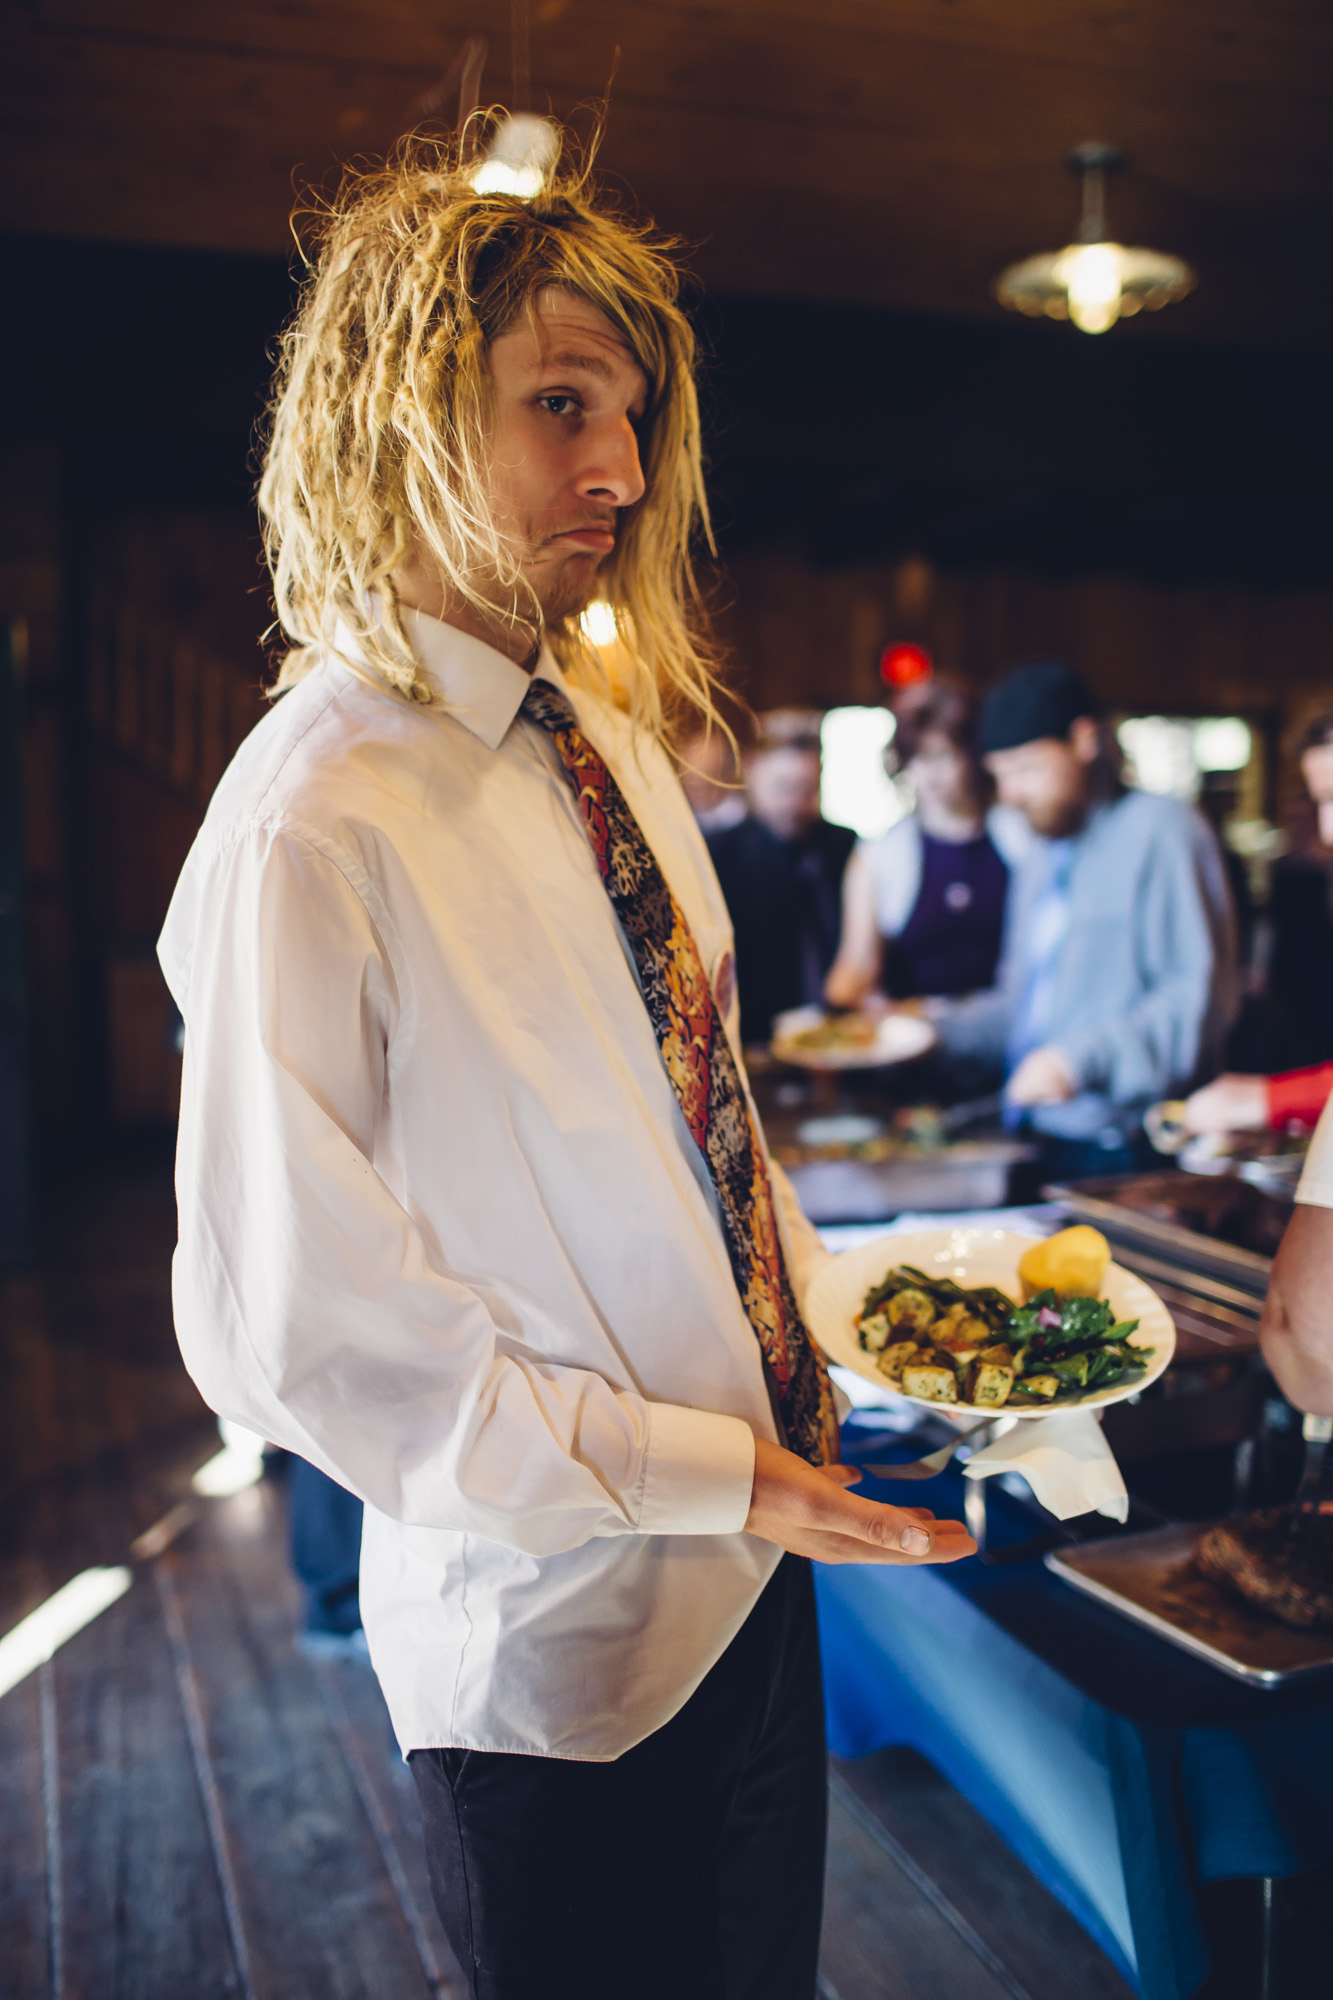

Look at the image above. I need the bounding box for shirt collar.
[334,606,565,753]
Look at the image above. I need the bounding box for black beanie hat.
[978,660,1098,755]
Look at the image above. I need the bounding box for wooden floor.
[0,1168,1137,2000]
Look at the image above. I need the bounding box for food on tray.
[1195,1509,1333,1632]
[1017,1225,1111,1301]
[1075,1172,1291,1258]
[855,1257,1148,1411]
[780,1011,879,1054]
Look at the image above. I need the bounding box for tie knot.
[521,677,578,737]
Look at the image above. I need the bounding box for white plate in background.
[770,1005,937,1071]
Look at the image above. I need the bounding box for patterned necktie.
[522,678,839,1466]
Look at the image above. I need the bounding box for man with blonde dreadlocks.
[159,128,973,2000]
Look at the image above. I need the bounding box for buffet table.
[821,1422,1333,2000]
[806,1201,1333,2000]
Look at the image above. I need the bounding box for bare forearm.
[824,952,876,1010]
[825,850,881,1010]
[1261,1205,1333,1417]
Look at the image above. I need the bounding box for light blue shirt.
[936,789,1237,1140]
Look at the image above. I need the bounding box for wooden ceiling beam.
[3,0,1330,342]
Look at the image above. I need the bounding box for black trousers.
[410,1554,827,2000]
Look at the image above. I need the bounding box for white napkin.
[963,1408,1129,1523]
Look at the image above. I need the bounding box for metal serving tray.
[1047,1524,1333,1688]
[786,1140,1030,1225]
[1042,1175,1274,1361]
[1044,1176,1276,1298]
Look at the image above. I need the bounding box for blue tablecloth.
[818,1424,1333,2000]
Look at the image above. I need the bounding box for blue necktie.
[1005,838,1075,1108]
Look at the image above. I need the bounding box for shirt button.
[944,882,973,911]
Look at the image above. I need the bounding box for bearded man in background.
[159,132,972,2000]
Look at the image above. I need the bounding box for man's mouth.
[548,525,616,555]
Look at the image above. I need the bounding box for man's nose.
[578,415,646,509]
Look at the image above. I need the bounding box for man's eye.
[538,394,580,417]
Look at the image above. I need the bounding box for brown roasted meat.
[1195,1508,1333,1631]
[1106,1173,1289,1258]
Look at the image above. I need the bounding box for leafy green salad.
[855,1263,1150,1410]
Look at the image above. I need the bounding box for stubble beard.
[522,549,603,628]
[1026,796,1087,840]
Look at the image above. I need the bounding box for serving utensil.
[1290,1412,1333,1539]
[1143,1098,1189,1155]
[937,1091,1004,1135]
[855,1418,996,1482]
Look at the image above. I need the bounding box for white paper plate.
[770,1005,937,1071]
[807,1226,1175,1420]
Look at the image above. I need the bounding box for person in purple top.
[825,681,1029,1010]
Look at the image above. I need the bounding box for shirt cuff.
[1297,1161,1333,1209]
[637,1403,757,1537]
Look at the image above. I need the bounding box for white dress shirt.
[159,608,830,1760]
[1296,1092,1333,1209]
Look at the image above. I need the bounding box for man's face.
[484,287,648,625]
[746,747,823,843]
[1301,741,1333,847]
[985,722,1096,837]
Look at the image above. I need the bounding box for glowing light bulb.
[1058,243,1124,334]
[579,600,619,647]
[471,158,545,199]
[468,115,559,203]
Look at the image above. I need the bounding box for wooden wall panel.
[715,548,1333,760]
[0,447,79,1163]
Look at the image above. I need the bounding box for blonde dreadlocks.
[259,121,725,742]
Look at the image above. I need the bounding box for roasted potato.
[900,1362,958,1403]
[1020,1373,1060,1400]
[858,1310,893,1352]
[886,1287,937,1334]
[968,1361,1015,1407]
[933,1335,982,1370]
[875,1340,921,1382]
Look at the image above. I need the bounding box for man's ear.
[1069,714,1101,765]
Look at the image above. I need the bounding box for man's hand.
[744,1439,977,1565]
[1007,1044,1076,1108]
[1183,1073,1268,1136]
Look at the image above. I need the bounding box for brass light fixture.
[995,144,1196,335]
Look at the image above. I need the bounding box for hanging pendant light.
[995,144,1196,334]
[466,0,559,201]
[470,113,559,198]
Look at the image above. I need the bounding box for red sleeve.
[1266,1063,1333,1130]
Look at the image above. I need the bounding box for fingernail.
[900,1526,931,1553]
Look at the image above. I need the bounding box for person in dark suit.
[707,723,855,1044]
